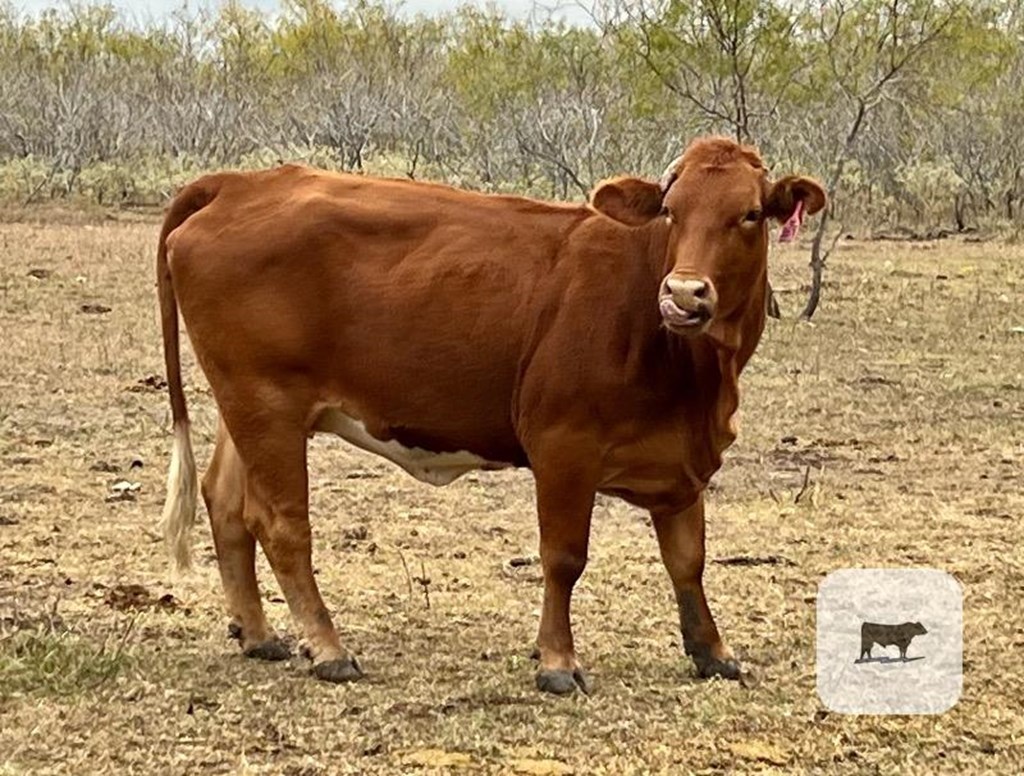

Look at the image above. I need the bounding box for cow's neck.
[636,223,768,477]
[699,282,767,457]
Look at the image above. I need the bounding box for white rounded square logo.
[816,568,962,714]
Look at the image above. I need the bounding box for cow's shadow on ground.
[854,656,925,665]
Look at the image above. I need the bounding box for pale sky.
[13,0,592,24]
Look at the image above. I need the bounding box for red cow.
[157,136,825,693]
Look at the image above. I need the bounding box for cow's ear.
[590,177,665,226]
[766,175,827,221]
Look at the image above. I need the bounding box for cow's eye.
[743,209,762,223]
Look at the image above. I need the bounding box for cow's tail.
[157,179,218,572]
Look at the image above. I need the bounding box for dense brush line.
[0,0,1022,233]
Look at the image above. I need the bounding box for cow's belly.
[313,408,513,486]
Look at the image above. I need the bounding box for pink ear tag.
[778,200,804,243]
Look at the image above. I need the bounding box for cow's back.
[165,166,593,462]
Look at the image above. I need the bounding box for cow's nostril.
[665,278,708,299]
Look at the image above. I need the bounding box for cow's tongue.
[778,200,804,243]
[659,297,698,325]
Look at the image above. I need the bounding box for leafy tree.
[793,0,974,318]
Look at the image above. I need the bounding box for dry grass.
[0,216,1022,774]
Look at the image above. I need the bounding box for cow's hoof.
[312,656,364,684]
[243,638,292,662]
[230,623,289,661]
[695,656,742,680]
[536,667,591,696]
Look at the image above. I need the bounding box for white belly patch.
[313,408,509,486]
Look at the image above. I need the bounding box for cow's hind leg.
[228,409,362,684]
[651,493,740,679]
[202,420,289,661]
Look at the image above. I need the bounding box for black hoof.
[695,656,742,680]
[536,667,591,695]
[243,638,292,662]
[312,656,364,684]
[227,622,243,642]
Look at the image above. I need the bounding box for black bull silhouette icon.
[858,621,928,663]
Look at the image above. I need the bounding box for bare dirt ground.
[1,214,1022,774]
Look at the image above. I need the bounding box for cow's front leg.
[530,451,599,695]
[651,493,741,679]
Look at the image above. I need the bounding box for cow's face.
[591,138,826,340]
[912,622,928,635]
[658,140,826,337]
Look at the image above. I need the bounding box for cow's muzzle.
[659,276,717,335]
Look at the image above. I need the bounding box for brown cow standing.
[157,137,825,694]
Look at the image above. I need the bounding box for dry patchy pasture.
[1,213,1022,774]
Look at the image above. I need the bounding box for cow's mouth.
[659,296,711,334]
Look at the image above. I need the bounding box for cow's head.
[590,137,826,341]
